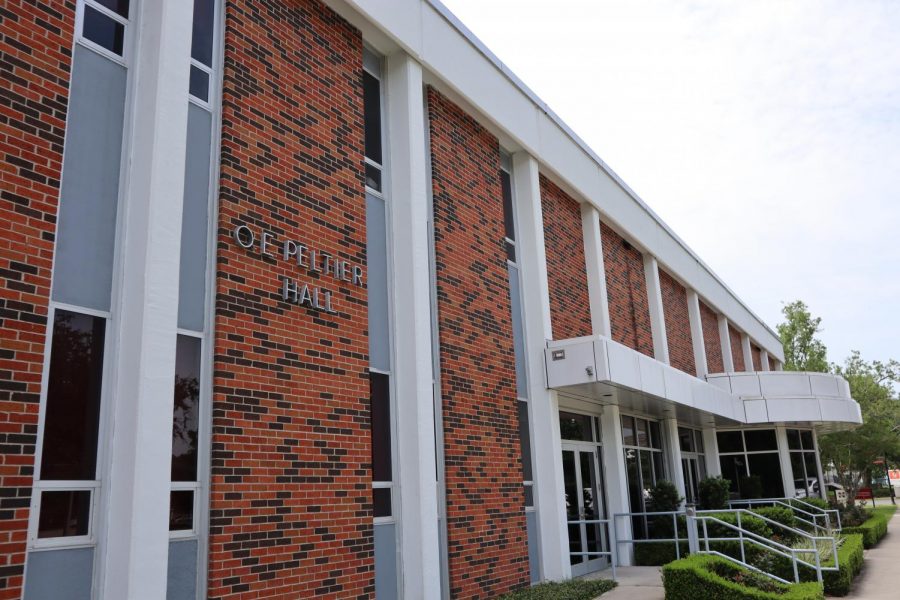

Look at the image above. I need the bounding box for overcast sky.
[441,0,900,366]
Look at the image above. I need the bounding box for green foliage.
[648,480,683,512]
[768,534,863,596]
[633,541,689,566]
[699,476,731,510]
[841,508,892,548]
[498,578,616,600]
[662,554,824,600]
[777,301,829,373]
[752,506,798,543]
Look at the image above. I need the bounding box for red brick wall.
[601,222,654,356]
[0,2,75,596]
[700,301,724,373]
[751,344,762,371]
[659,270,695,375]
[427,87,529,598]
[209,2,372,598]
[729,324,746,371]
[540,175,592,339]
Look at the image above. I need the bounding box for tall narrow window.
[621,415,665,538]
[170,335,201,532]
[79,0,130,58]
[189,0,216,103]
[787,429,821,498]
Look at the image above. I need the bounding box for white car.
[794,478,820,498]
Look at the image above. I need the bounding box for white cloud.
[442,0,900,364]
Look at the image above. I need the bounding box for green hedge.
[498,578,616,600]
[662,554,824,600]
[842,509,891,548]
[768,534,863,596]
[633,541,689,566]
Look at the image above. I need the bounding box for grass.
[498,578,617,600]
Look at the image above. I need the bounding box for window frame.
[75,0,131,66]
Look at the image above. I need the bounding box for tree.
[777,300,829,372]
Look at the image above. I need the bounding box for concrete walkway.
[844,508,898,599]
[583,566,664,600]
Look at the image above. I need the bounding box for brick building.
[0,0,861,598]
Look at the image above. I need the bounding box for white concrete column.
[775,360,784,371]
[702,427,721,477]
[385,52,441,599]
[686,290,708,377]
[643,256,670,364]
[760,349,770,372]
[99,1,193,597]
[811,429,826,501]
[741,334,754,372]
[663,418,686,505]
[775,426,797,498]
[718,315,735,372]
[512,151,570,581]
[581,204,611,338]
[600,405,633,565]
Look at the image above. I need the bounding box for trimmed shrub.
[768,534,863,596]
[842,510,890,548]
[499,578,616,600]
[752,506,798,544]
[633,541,689,566]
[792,497,830,511]
[699,476,731,510]
[662,554,824,600]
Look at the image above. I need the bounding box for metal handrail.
[728,497,841,533]
[567,517,617,580]
[612,510,687,560]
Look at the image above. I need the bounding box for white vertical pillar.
[811,429,826,500]
[385,52,441,599]
[718,316,735,372]
[775,426,797,498]
[600,405,633,565]
[686,290,708,377]
[664,418,686,504]
[643,256,670,365]
[512,152,570,581]
[581,204,611,338]
[741,334,754,372]
[760,349,770,372]
[702,427,721,477]
[100,1,193,597]
[775,360,783,371]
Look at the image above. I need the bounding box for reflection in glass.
[189,65,209,102]
[717,430,744,454]
[169,490,194,531]
[373,487,392,518]
[95,0,130,18]
[562,450,582,565]
[518,402,533,481]
[744,429,777,451]
[635,418,649,448]
[191,0,215,66]
[172,335,201,481]
[370,373,392,482]
[747,453,784,498]
[38,490,91,538]
[83,6,125,55]
[560,411,593,442]
[363,71,382,165]
[621,416,635,446]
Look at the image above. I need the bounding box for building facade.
[0,0,861,599]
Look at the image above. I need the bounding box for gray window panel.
[52,46,127,312]
[508,263,527,398]
[366,193,390,372]
[374,522,398,600]
[526,510,540,584]
[166,539,198,600]
[24,547,94,600]
[177,104,212,331]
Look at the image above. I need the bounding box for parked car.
[794,478,820,498]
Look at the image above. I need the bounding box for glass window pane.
[83,6,125,55]
[41,310,106,480]
[719,454,746,494]
[191,0,215,66]
[365,163,381,192]
[747,453,784,498]
[804,452,820,492]
[716,431,744,454]
[524,484,534,507]
[501,170,515,242]
[172,335,201,482]
[559,411,593,442]
[678,427,694,453]
[623,448,645,538]
[95,0,130,18]
[363,71,382,164]
[800,430,814,451]
[694,430,704,454]
[505,239,516,262]
[621,416,635,446]
[651,450,665,485]
[189,65,209,102]
[563,450,583,563]
[649,421,662,449]
[787,429,802,450]
[635,419,649,448]
[169,490,194,531]
[790,452,806,488]
[518,402,533,481]
[370,372,392,482]
[373,487,392,518]
[744,429,777,451]
[38,490,91,538]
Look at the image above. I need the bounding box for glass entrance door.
[562,444,607,576]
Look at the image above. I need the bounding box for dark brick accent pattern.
[700,300,724,374]
[601,222,654,356]
[210,1,372,597]
[540,175,592,339]
[751,343,762,371]
[0,2,75,597]
[427,87,530,599]
[659,270,695,375]
[729,324,746,372]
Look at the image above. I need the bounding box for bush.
[792,497,830,511]
[633,540,689,566]
[699,476,731,510]
[768,534,863,596]
[647,480,683,512]
[498,578,616,600]
[662,554,824,600]
[842,509,891,548]
[752,506,798,543]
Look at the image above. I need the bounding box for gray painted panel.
[508,264,528,398]
[367,193,389,372]
[52,46,127,311]
[24,547,94,600]
[526,510,539,584]
[177,104,213,331]
[374,522,398,600]
[167,539,198,600]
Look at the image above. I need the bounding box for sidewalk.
[584,566,664,600]
[844,508,898,599]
